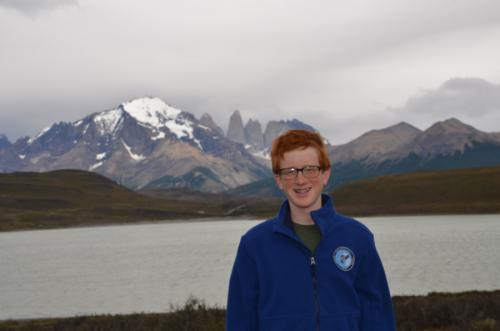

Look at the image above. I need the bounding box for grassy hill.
[0,170,281,232]
[0,170,199,231]
[333,165,500,216]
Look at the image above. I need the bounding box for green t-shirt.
[292,222,321,253]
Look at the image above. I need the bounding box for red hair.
[271,130,331,174]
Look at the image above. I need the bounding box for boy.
[226,130,395,331]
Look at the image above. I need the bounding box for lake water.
[0,214,499,320]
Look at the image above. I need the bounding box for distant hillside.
[0,170,194,231]
[139,187,281,218]
[333,166,500,216]
[0,170,281,231]
[225,177,283,197]
[329,118,500,189]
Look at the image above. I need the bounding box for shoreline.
[1,210,499,233]
[0,214,263,233]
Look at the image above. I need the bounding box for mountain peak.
[93,108,123,136]
[200,113,224,136]
[116,96,198,141]
[331,120,422,163]
[120,97,182,125]
[200,112,213,122]
[406,117,496,157]
[227,110,246,144]
[440,117,465,126]
[244,118,264,149]
[391,121,421,132]
[0,134,11,149]
[425,118,478,135]
[263,118,317,148]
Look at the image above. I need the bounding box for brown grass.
[333,166,500,216]
[0,170,280,232]
[0,291,498,331]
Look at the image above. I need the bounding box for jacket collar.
[272,194,337,238]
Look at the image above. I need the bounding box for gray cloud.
[404,78,500,117]
[1,1,500,143]
[0,0,77,16]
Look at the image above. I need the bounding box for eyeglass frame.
[277,165,322,180]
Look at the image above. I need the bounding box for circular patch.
[333,246,355,271]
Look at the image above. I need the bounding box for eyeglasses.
[278,165,322,180]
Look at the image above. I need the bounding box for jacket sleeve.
[226,236,259,331]
[355,233,396,331]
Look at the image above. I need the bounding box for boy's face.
[274,146,330,214]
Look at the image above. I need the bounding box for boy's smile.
[275,146,330,222]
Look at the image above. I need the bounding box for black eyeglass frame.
[277,165,322,180]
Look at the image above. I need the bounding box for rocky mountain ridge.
[225,110,317,161]
[2,98,500,194]
[228,117,500,196]
[328,117,500,189]
[331,118,500,165]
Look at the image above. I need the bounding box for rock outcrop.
[226,110,246,145]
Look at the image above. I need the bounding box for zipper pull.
[310,256,316,266]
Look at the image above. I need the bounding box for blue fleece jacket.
[226,194,396,331]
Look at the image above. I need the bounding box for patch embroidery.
[333,246,355,271]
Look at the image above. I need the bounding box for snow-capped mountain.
[1,97,269,191]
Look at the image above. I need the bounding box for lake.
[0,214,499,320]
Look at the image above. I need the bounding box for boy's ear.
[322,168,331,186]
[274,175,283,190]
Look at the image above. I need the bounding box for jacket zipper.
[276,228,322,330]
[310,256,320,331]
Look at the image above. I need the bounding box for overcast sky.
[1,0,500,144]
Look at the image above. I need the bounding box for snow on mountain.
[89,161,103,171]
[122,97,181,125]
[120,97,196,142]
[28,125,53,144]
[121,139,145,161]
[251,148,270,160]
[93,109,123,136]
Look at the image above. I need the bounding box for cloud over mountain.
[404,77,500,117]
[1,1,500,144]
